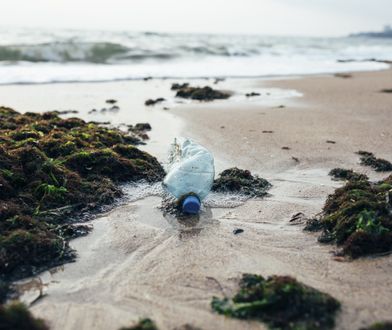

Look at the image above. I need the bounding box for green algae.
[212,168,271,197]
[0,302,49,330]
[211,274,340,330]
[329,168,368,182]
[305,175,392,258]
[361,322,392,330]
[0,107,164,280]
[119,318,158,330]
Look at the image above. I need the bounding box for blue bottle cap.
[182,195,200,214]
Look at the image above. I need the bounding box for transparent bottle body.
[163,138,215,201]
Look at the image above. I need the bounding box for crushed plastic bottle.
[163,138,215,214]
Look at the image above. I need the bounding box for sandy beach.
[1,68,392,330]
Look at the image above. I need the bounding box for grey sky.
[1,0,391,36]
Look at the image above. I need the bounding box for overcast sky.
[1,0,391,36]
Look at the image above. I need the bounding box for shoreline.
[1,69,391,329]
[0,63,389,87]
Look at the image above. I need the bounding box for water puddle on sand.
[15,167,336,307]
[14,181,252,307]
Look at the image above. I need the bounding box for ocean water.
[0,28,391,84]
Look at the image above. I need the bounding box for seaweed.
[361,322,392,330]
[245,92,260,97]
[0,302,49,330]
[211,274,340,330]
[175,86,230,101]
[0,107,164,279]
[212,168,271,197]
[119,318,158,330]
[329,168,368,181]
[357,151,392,172]
[171,83,189,90]
[145,98,165,106]
[305,175,392,258]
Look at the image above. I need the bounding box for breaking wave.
[0,27,391,84]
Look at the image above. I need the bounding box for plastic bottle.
[163,138,215,214]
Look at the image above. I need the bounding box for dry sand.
[2,69,392,330]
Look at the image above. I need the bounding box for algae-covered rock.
[0,106,164,279]
[0,302,49,330]
[211,274,340,330]
[305,175,392,258]
[175,86,230,101]
[119,318,158,330]
[212,168,271,197]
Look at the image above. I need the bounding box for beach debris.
[276,105,285,109]
[380,89,392,93]
[281,146,290,150]
[334,73,352,79]
[0,302,49,330]
[360,322,392,330]
[175,86,231,101]
[262,130,274,133]
[304,174,392,258]
[143,76,152,81]
[357,151,392,172]
[171,82,189,91]
[212,168,271,197]
[105,99,117,104]
[329,168,368,181]
[292,156,300,163]
[163,107,170,111]
[245,92,260,97]
[145,98,165,106]
[233,228,244,235]
[119,318,158,330]
[326,140,336,144]
[0,107,164,279]
[88,109,97,114]
[211,274,340,330]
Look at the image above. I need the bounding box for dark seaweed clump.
[145,98,165,106]
[212,168,271,197]
[175,86,230,101]
[357,151,392,172]
[171,83,189,91]
[361,322,392,330]
[305,174,392,258]
[0,107,164,280]
[329,168,368,181]
[119,318,158,330]
[0,302,49,330]
[211,274,340,330]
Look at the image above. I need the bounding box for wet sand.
[1,69,392,330]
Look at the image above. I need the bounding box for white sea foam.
[122,181,252,209]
